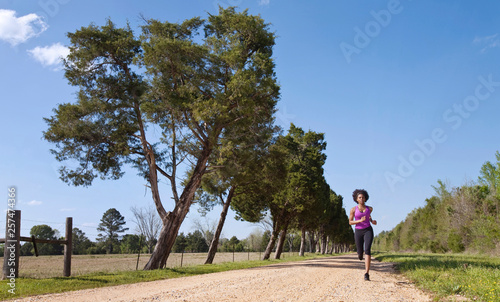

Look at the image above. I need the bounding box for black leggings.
[355,226,373,260]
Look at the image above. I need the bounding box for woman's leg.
[365,255,371,273]
[354,229,364,260]
[364,227,374,274]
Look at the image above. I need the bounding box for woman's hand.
[371,219,377,225]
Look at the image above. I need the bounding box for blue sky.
[1,0,500,242]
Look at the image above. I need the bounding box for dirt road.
[14,254,433,302]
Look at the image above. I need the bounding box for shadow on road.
[248,254,397,273]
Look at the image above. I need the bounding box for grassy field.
[0,252,314,300]
[15,251,279,278]
[375,252,500,302]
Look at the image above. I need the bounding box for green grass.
[374,252,500,301]
[0,253,333,300]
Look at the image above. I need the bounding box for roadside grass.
[374,252,500,301]
[0,253,334,300]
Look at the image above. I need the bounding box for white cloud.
[27,43,69,69]
[259,0,270,5]
[0,9,48,46]
[473,33,498,44]
[27,200,42,206]
[473,33,500,53]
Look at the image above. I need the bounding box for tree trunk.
[143,202,188,269]
[274,223,289,260]
[263,205,290,260]
[262,224,279,260]
[287,234,294,253]
[205,187,235,264]
[326,236,332,254]
[320,230,327,255]
[143,146,211,270]
[299,227,306,256]
[308,231,315,253]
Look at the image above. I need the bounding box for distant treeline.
[1,227,338,256]
[374,151,500,254]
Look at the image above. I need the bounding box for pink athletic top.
[354,206,371,229]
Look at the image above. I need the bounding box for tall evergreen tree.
[43,7,279,270]
[196,125,278,264]
[97,208,129,254]
[261,124,327,260]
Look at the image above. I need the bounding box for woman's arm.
[368,206,377,225]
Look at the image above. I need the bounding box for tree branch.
[170,123,180,204]
[155,165,172,181]
[183,110,207,144]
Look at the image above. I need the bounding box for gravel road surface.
[13,254,433,302]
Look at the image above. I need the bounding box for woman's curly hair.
[352,189,369,203]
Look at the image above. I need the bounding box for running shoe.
[364,273,370,281]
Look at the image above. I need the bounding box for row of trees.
[194,122,354,264]
[13,208,132,256]
[173,231,267,253]
[43,7,353,270]
[12,194,353,257]
[374,151,500,254]
[15,225,144,256]
[11,225,241,256]
[173,229,351,255]
[11,225,345,257]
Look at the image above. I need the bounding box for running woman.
[349,189,377,281]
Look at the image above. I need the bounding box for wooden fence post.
[63,217,72,277]
[136,235,143,271]
[1,212,73,278]
[31,235,38,256]
[3,210,20,279]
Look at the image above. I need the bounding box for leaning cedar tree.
[43,7,280,270]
